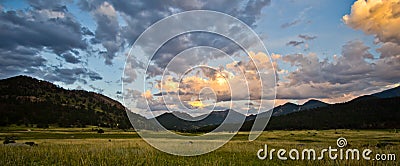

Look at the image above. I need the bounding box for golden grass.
[0,129,399,165]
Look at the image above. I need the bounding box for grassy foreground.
[0,127,399,165]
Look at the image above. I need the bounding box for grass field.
[0,127,399,165]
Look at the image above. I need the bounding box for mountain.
[169,111,196,120]
[1,75,399,131]
[0,75,146,129]
[262,86,399,118]
[194,86,400,132]
[301,99,329,110]
[196,109,247,124]
[372,86,400,98]
[153,87,399,131]
[260,96,400,130]
[154,109,246,131]
[271,99,328,116]
[271,102,299,116]
[347,86,400,103]
[237,86,400,131]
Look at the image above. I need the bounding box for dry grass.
[0,128,399,165]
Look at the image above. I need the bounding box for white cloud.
[96,2,116,17]
[343,0,400,44]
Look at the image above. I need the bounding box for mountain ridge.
[1,75,399,131]
[0,75,145,129]
[372,86,400,98]
[154,85,400,131]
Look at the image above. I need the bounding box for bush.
[37,123,49,128]
[3,136,16,144]
[97,129,104,134]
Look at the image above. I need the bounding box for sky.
[1,0,399,117]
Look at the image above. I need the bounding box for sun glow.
[386,83,400,88]
[142,90,153,99]
[188,100,204,108]
[215,73,227,86]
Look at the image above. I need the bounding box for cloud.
[121,61,138,83]
[0,46,46,78]
[87,70,103,81]
[79,0,271,66]
[142,90,153,100]
[89,84,104,93]
[281,19,301,28]
[62,52,81,64]
[286,40,304,47]
[0,1,107,86]
[42,67,102,84]
[282,41,374,85]
[343,0,400,44]
[89,1,122,65]
[28,0,71,11]
[286,34,317,49]
[298,34,317,41]
[0,6,87,55]
[373,41,400,82]
[239,0,272,26]
[376,42,400,59]
[281,6,312,29]
[276,0,400,102]
[149,37,244,78]
[337,0,400,91]
[373,52,400,83]
[150,51,275,107]
[81,27,94,36]
[277,40,399,101]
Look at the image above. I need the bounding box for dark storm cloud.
[2,0,272,86]
[28,0,71,11]
[42,69,84,85]
[0,1,105,85]
[81,27,94,36]
[42,67,102,84]
[0,47,46,78]
[149,32,244,75]
[87,70,102,81]
[80,0,270,81]
[79,0,271,65]
[90,1,122,65]
[0,8,87,55]
[62,52,81,64]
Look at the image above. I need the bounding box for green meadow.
[1,127,399,165]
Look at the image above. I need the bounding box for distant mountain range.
[242,93,400,131]
[372,86,400,98]
[0,75,399,131]
[271,99,328,116]
[155,85,400,131]
[153,109,247,131]
[154,99,329,131]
